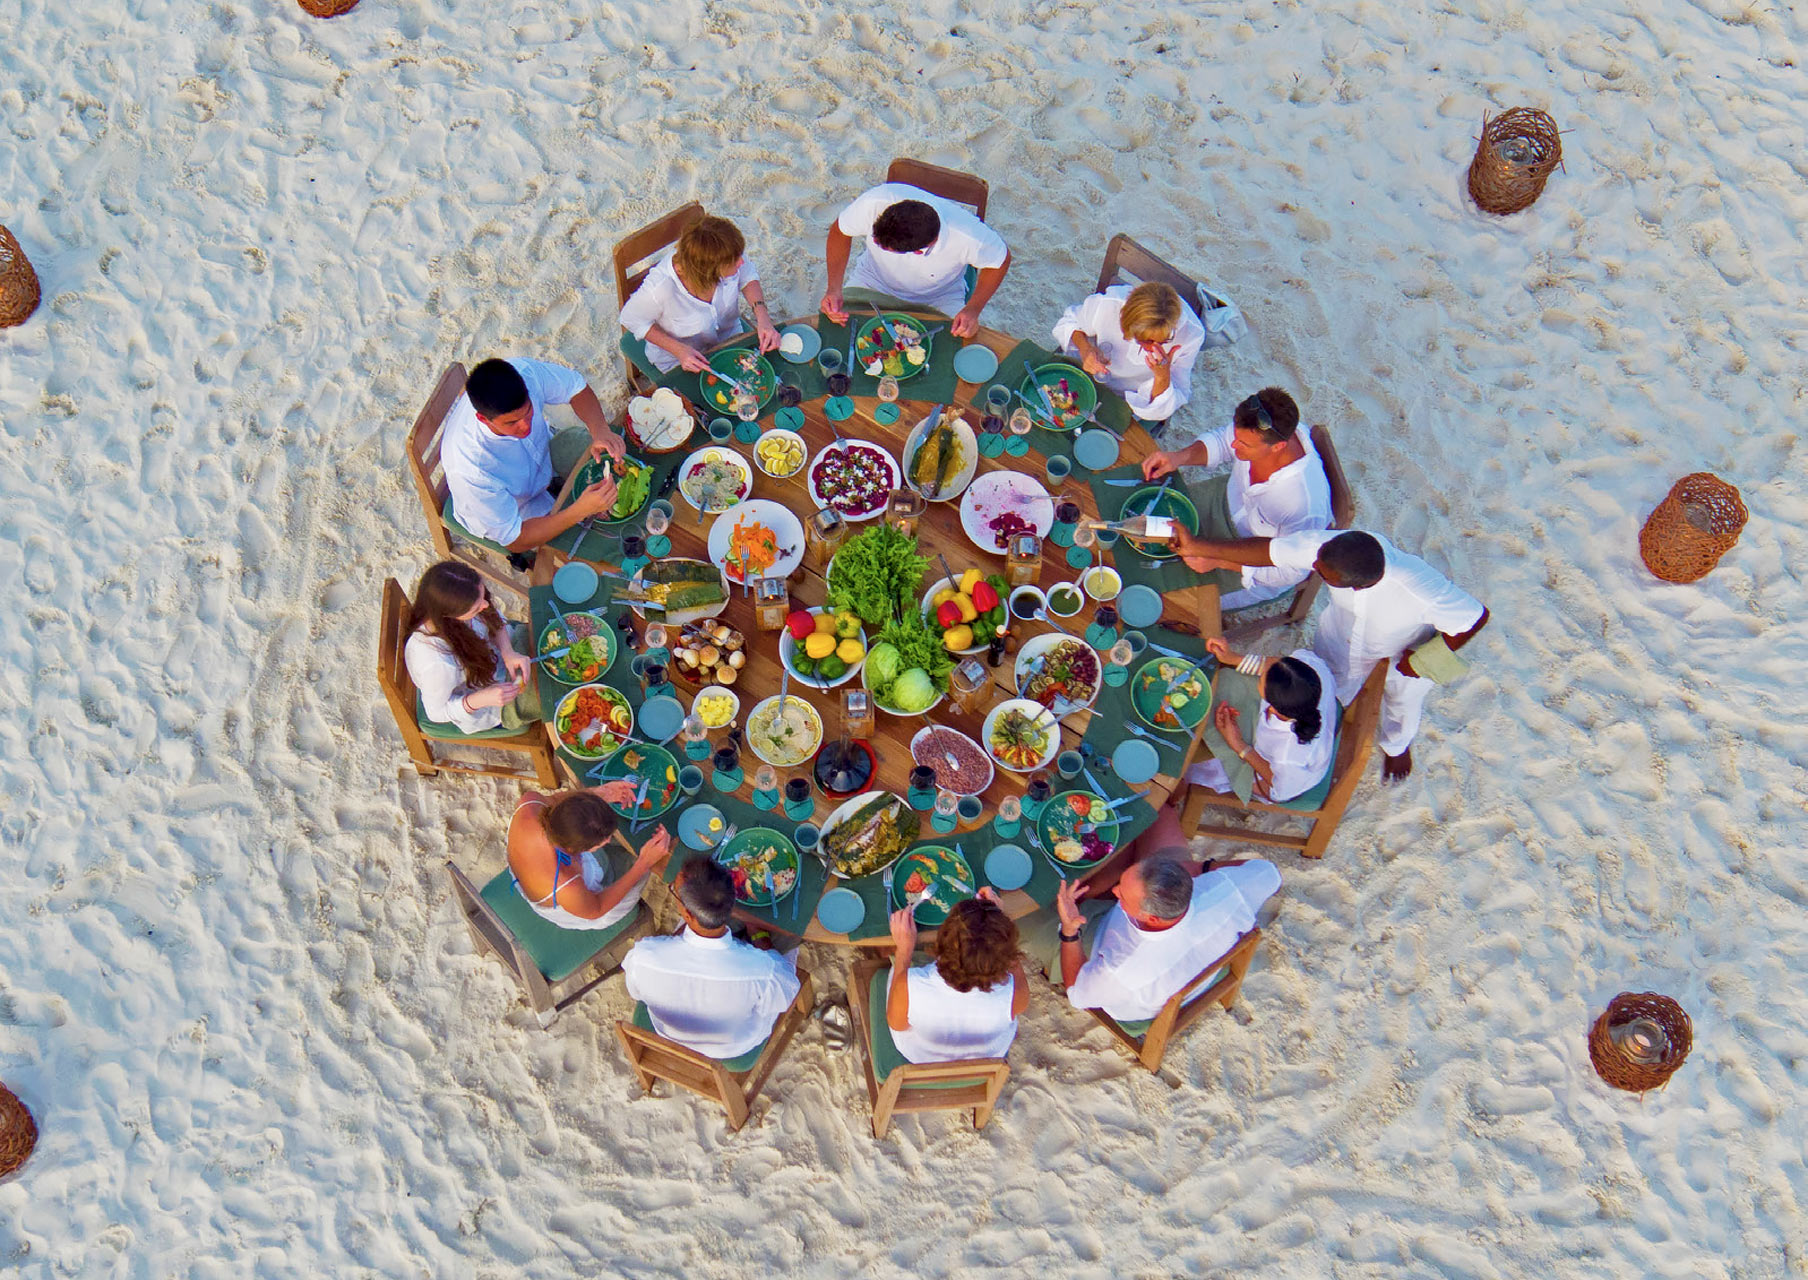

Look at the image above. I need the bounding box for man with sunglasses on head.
[1141,387,1333,609]
[820,182,1011,338]
[441,357,628,572]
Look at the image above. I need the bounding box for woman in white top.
[1052,282,1206,423]
[885,889,1027,1064]
[403,561,538,734]
[1186,637,1339,803]
[619,216,780,375]
[508,788,671,931]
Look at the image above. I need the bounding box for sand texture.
[1,0,1805,1277]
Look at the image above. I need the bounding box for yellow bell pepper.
[813,613,838,635]
[836,638,865,663]
[804,631,838,660]
[955,593,978,623]
[942,624,974,651]
[959,568,983,595]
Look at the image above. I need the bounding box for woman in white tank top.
[508,788,670,931]
[885,889,1028,1063]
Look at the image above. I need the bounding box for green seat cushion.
[440,497,511,554]
[619,331,665,386]
[478,871,641,983]
[1278,722,1341,812]
[866,971,989,1091]
[415,693,526,742]
[631,1002,767,1072]
[1111,964,1231,1037]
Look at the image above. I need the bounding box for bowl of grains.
[908,725,996,797]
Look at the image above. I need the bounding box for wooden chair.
[1223,424,1357,644]
[446,860,651,1026]
[1087,928,1264,1071]
[1179,661,1386,860]
[377,578,559,787]
[615,968,816,1131]
[846,958,1012,1138]
[1095,233,1206,317]
[612,202,706,393]
[405,362,536,600]
[886,158,989,220]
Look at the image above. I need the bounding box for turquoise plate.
[779,324,822,364]
[953,344,999,384]
[983,843,1032,891]
[1111,738,1161,786]
[678,803,726,851]
[553,562,599,603]
[1074,429,1119,471]
[1116,584,1163,628]
[816,886,867,934]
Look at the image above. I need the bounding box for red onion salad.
[910,727,992,794]
[810,443,893,517]
[986,512,1034,549]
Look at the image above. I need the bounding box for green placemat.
[988,342,1137,450]
[649,333,784,424]
[816,312,961,405]
[545,450,690,560]
[1201,668,1262,803]
[1086,463,1242,596]
[1082,625,1214,785]
[661,790,831,937]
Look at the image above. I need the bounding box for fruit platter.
[1019,362,1098,431]
[536,611,616,686]
[594,742,681,819]
[888,845,975,927]
[552,683,634,759]
[1114,484,1201,561]
[700,347,777,415]
[780,607,868,688]
[818,792,920,880]
[1034,790,1120,873]
[677,446,753,513]
[921,569,1008,656]
[1130,656,1214,733]
[716,828,800,907]
[981,698,1062,774]
[807,441,899,521]
[854,312,932,380]
[1014,634,1103,714]
[566,455,654,524]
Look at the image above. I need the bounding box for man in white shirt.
[621,856,801,1061]
[440,357,628,564]
[820,183,1011,338]
[1171,527,1489,781]
[1143,388,1333,609]
[1041,853,1280,1025]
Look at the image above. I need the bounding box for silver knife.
[1142,639,1197,662]
[1100,477,1144,487]
[1102,788,1153,812]
[1164,657,1211,696]
[1080,766,1109,798]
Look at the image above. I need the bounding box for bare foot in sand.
[1382,748,1412,783]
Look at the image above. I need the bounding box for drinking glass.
[930,789,960,834]
[1094,525,1121,550]
[622,532,646,561]
[980,413,1005,436]
[783,776,815,822]
[794,823,821,855]
[643,622,668,652]
[819,347,844,378]
[907,765,939,812]
[956,794,983,824]
[994,794,1022,839]
[826,370,852,397]
[1046,455,1073,486]
[682,713,711,760]
[877,374,900,403]
[777,381,803,409]
[708,417,734,443]
[644,501,672,537]
[677,764,705,796]
[754,764,778,794]
[1007,407,1033,436]
[1023,775,1052,820]
[985,384,1013,414]
[1122,630,1149,658]
[1056,749,1083,780]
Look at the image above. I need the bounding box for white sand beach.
[2,0,1805,1276]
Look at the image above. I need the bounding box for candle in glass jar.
[885,488,927,538]
[1006,532,1043,588]
[842,688,874,740]
[754,576,789,631]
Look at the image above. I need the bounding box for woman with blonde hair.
[1052,279,1206,422]
[883,889,1027,1064]
[620,215,781,374]
[403,560,538,734]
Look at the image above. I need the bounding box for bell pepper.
[955,593,979,623]
[959,568,983,595]
[971,580,1000,613]
[943,624,975,652]
[937,599,965,629]
[785,610,815,641]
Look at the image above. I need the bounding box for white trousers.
[1332,657,1435,756]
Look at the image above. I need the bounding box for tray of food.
[818,792,920,880]
[981,698,1062,773]
[909,725,995,797]
[552,683,634,759]
[671,619,746,688]
[903,411,977,501]
[627,557,730,626]
[1014,634,1102,714]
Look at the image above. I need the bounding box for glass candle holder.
[907,765,939,812]
[783,776,815,822]
[1006,532,1043,588]
[806,506,848,570]
[993,794,1022,838]
[842,688,874,740]
[930,788,960,834]
[950,658,990,715]
[1023,775,1052,820]
[956,794,983,825]
[754,576,789,631]
[682,713,711,760]
[885,488,927,538]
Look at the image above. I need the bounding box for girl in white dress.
[885,889,1028,1064]
[1186,637,1339,804]
[619,216,780,375]
[1051,281,1206,423]
[403,561,537,734]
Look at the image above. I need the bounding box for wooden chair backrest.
[377,576,419,721]
[445,859,542,995]
[1095,234,1204,318]
[406,363,469,547]
[885,158,989,220]
[613,202,706,313]
[1311,425,1355,529]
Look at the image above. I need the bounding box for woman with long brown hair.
[619,215,781,374]
[508,787,670,930]
[884,889,1027,1063]
[403,560,538,734]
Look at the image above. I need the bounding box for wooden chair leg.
[615,1026,660,1094]
[973,1070,1004,1130]
[871,1071,904,1139]
[719,1065,751,1131]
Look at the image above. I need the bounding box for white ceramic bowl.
[744,694,826,768]
[920,575,991,656]
[752,428,808,480]
[980,698,1064,774]
[777,607,868,689]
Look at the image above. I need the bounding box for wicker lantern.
[1638,474,1747,584]
[297,0,359,15]
[1588,993,1692,1093]
[0,1084,36,1178]
[0,226,41,329]
[1467,109,1563,215]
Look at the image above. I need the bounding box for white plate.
[1012,633,1102,714]
[980,698,1064,774]
[626,557,730,623]
[779,607,868,689]
[806,440,900,522]
[900,412,979,502]
[706,499,806,584]
[919,575,990,656]
[676,446,753,514]
[909,725,995,797]
[959,470,1055,554]
[751,428,808,479]
[744,694,825,768]
[816,790,911,876]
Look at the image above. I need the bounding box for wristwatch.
[1059,927,1082,944]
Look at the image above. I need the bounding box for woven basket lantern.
[0,1084,37,1178]
[0,226,41,329]
[1588,993,1692,1093]
[1639,473,1747,584]
[297,0,359,15]
[1468,109,1563,215]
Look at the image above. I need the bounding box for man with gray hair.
[621,857,800,1060]
[1021,805,1281,1023]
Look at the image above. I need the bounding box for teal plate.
[716,827,800,907]
[983,843,1032,891]
[1117,484,1199,560]
[953,344,1000,384]
[817,886,867,934]
[888,845,975,926]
